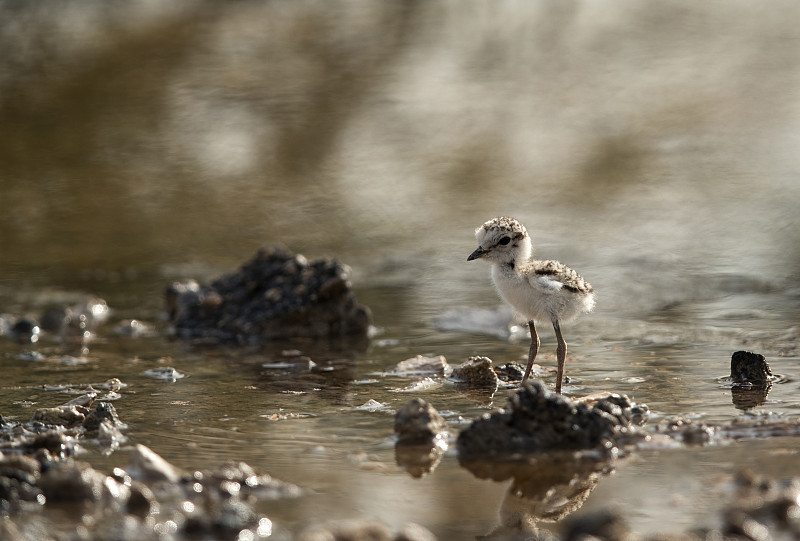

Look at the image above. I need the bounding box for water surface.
[1,1,799,538]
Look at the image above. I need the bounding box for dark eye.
[498,236,511,246]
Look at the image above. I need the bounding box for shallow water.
[2,1,800,539]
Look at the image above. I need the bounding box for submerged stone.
[168,246,371,344]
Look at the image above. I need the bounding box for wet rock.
[494,361,526,383]
[457,382,647,460]
[655,417,717,446]
[168,246,372,344]
[96,419,126,452]
[298,519,437,541]
[9,318,40,343]
[0,436,299,540]
[126,481,158,518]
[39,459,129,508]
[730,350,772,388]
[179,459,301,537]
[30,405,86,428]
[165,279,201,321]
[83,402,123,431]
[0,454,44,509]
[63,392,97,408]
[125,444,182,483]
[200,460,303,500]
[394,399,448,478]
[451,356,499,390]
[27,431,76,459]
[394,398,447,443]
[394,354,449,377]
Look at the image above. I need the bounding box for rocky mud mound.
[457,381,649,460]
[0,442,301,540]
[168,246,371,344]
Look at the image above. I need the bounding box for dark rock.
[169,246,372,344]
[730,350,772,385]
[201,460,303,500]
[83,401,122,431]
[394,398,447,443]
[39,460,128,507]
[39,307,69,333]
[451,356,499,390]
[0,454,44,509]
[28,431,75,459]
[126,481,157,518]
[9,318,40,343]
[457,382,647,460]
[165,279,201,322]
[494,361,526,382]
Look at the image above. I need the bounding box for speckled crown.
[477,216,528,238]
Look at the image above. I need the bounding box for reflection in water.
[460,453,614,539]
[394,436,448,479]
[731,384,771,410]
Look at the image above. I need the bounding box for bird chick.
[467,216,595,393]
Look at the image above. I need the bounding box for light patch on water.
[352,399,389,412]
[141,367,186,382]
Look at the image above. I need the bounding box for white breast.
[490,264,593,323]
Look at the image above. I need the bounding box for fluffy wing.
[528,260,593,294]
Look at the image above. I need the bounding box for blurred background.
[2,0,799,285]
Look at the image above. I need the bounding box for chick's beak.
[467,246,487,261]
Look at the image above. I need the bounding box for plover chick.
[467,216,595,394]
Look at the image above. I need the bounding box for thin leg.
[553,319,567,394]
[522,320,539,383]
